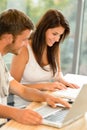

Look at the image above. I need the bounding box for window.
[79,0,87,75]
[1,0,86,75]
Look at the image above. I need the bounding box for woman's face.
[45,26,65,47]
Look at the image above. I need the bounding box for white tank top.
[20,44,58,84]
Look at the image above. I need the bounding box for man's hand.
[44,94,71,108]
[12,108,42,125]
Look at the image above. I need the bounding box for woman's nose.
[55,36,60,42]
[22,40,29,47]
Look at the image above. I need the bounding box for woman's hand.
[40,82,67,91]
[58,75,80,89]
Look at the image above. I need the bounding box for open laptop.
[34,84,87,128]
[52,73,87,101]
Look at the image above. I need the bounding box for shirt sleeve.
[8,72,14,82]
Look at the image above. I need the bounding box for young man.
[0,9,70,126]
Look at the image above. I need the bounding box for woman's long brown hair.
[31,9,70,76]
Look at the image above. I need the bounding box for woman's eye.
[53,33,57,36]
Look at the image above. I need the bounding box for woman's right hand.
[40,81,67,91]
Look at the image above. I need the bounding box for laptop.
[52,73,87,101]
[52,87,81,101]
[34,84,87,128]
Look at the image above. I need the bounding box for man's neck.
[0,46,7,56]
[0,50,4,56]
[0,39,8,55]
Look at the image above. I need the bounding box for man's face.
[6,29,31,55]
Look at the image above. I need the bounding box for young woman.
[10,9,79,108]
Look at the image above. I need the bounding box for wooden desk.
[0,102,87,130]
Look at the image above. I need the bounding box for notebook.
[52,73,87,100]
[34,84,87,128]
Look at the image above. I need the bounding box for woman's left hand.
[58,77,80,89]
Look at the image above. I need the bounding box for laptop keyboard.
[35,105,62,118]
[52,88,80,100]
[45,108,69,122]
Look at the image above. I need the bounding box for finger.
[26,110,42,125]
[28,117,42,125]
[64,82,75,88]
[54,97,71,108]
[47,99,56,108]
[55,82,67,90]
[58,83,67,90]
[71,83,80,88]
[56,98,71,108]
[46,96,57,107]
[47,97,71,108]
[67,84,77,88]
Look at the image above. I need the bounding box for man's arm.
[9,79,71,108]
[0,104,42,125]
[9,79,46,102]
[0,79,70,125]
